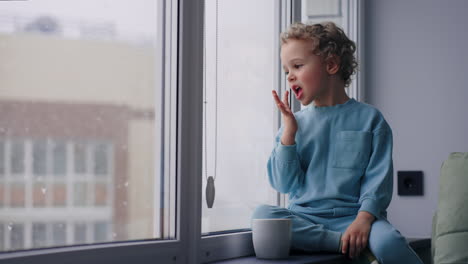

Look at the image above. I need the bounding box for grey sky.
[0,0,157,36]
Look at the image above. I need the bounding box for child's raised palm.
[272,90,298,144]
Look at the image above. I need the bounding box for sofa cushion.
[433,152,468,264]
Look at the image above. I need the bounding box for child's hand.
[341,211,375,259]
[272,90,298,145]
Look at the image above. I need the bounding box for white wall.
[364,0,468,237]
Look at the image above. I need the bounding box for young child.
[252,22,423,264]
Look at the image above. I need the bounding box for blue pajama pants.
[251,205,423,264]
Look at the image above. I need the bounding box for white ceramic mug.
[251,218,292,259]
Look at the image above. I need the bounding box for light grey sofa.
[432,152,468,264]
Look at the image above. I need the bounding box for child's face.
[281,39,328,106]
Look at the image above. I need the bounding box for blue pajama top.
[267,98,393,219]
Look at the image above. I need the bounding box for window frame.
[199,0,291,262]
[0,0,363,263]
[0,0,200,262]
[199,0,364,262]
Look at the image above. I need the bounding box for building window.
[32,223,47,248]
[52,141,67,176]
[11,141,24,175]
[33,140,47,176]
[9,223,24,251]
[73,222,87,244]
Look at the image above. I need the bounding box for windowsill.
[210,238,431,264]
[211,252,345,264]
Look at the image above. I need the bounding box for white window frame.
[0,0,363,263]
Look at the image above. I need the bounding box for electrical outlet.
[397,171,423,196]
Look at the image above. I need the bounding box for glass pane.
[94,182,108,206]
[93,143,108,176]
[302,0,343,26]
[10,223,24,251]
[73,182,88,207]
[0,223,4,250]
[0,141,4,176]
[0,0,173,251]
[52,222,66,246]
[32,223,47,248]
[52,183,66,207]
[93,222,108,243]
[33,140,47,176]
[73,223,87,244]
[52,141,67,176]
[202,0,278,234]
[10,141,24,175]
[10,183,25,208]
[73,143,87,175]
[32,182,47,207]
[0,184,4,207]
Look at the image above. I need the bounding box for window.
[0,0,362,263]
[32,222,46,247]
[0,0,176,255]
[199,0,362,262]
[202,0,278,235]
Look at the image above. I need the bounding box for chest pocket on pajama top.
[333,131,372,170]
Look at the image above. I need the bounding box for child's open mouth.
[292,85,303,100]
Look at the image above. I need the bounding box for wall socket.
[397,171,424,196]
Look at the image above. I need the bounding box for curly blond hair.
[280,22,358,87]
